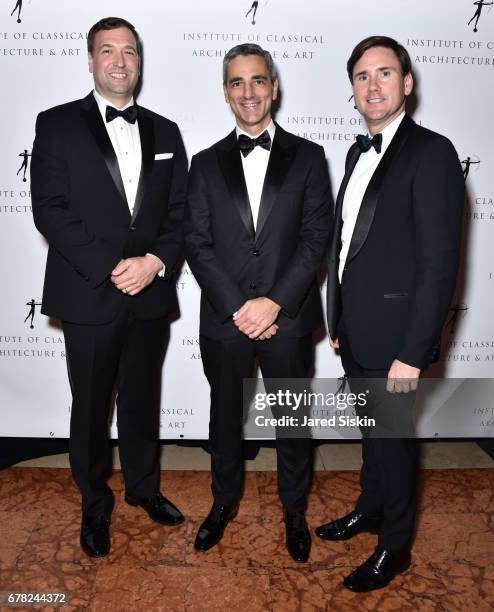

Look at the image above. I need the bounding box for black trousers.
[338,321,418,552]
[63,303,169,519]
[200,333,313,514]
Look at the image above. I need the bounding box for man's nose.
[243,82,254,98]
[114,50,126,66]
[368,73,380,90]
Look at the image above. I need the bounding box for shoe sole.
[125,497,185,526]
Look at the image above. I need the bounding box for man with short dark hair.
[316,36,464,591]
[185,43,332,561]
[31,17,187,557]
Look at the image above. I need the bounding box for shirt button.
[253,250,260,256]
[249,283,256,289]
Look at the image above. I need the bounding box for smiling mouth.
[239,96,261,105]
[109,72,128,80]
[367,97,384,104]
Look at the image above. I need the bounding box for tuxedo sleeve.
[31,111,121,288]
[147,122,188,276]
[397,136,465,369]
[267,145,332,317]
[184,155,246,321]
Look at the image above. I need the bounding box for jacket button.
[129,225,136,231]
[249,283,256,289]
[253,249,260,256]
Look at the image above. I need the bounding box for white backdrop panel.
[0,1,493,438]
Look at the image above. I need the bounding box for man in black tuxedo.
[316,36,464,591]
[31,17,187,557]
[185,44,331,561]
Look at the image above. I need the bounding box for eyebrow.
[354,65,396,78]
[98,43,137,52]
[228,74,268,85]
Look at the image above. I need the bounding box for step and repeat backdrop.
[1,1,493,439]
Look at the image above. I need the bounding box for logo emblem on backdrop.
[461,155,481,180]
[16,149,31,182]
[445,304,468,335]
[468,1,493,32]
[245,1,270,25]
[10,0,24,23]
[24,298,42,329]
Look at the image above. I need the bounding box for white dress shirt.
[93,89,142,215]
[93,90,165,275]
[338,112,405,282]
[236,120,276,229]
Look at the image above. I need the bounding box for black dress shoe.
[315,510,382,541]
[194,502,239,552]
[80,515,110,558]
[285,512,311,563]
[125,492,184,525]
[343,547,411,592]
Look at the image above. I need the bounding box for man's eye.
[357,75,367,81]
[382,70,390,77]
[255,80,265,85]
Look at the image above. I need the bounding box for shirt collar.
[93,89,135,119]
[235,119,276,142]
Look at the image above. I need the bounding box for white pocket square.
[154,153,174,160]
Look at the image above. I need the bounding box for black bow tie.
[105,105,138,124]
[238,131,271,157]
[356,133,383,154]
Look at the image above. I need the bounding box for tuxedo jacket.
[31,92,187,324]
[327,115,465,370]
[185,125,332,340]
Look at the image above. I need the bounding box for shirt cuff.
[145,253,166,277]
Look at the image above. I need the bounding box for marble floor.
[1,443,493,611]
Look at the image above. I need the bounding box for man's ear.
[272,79,279,101]
[404,72,413,96]
[88,52,94,74]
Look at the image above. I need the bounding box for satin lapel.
[346,115,413,265]
[255,131,297,240]
[333,144,361,246]
[80,96,127,206]
[327,144,360,291]
[131,111,154,223]
[215,132,255,240]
